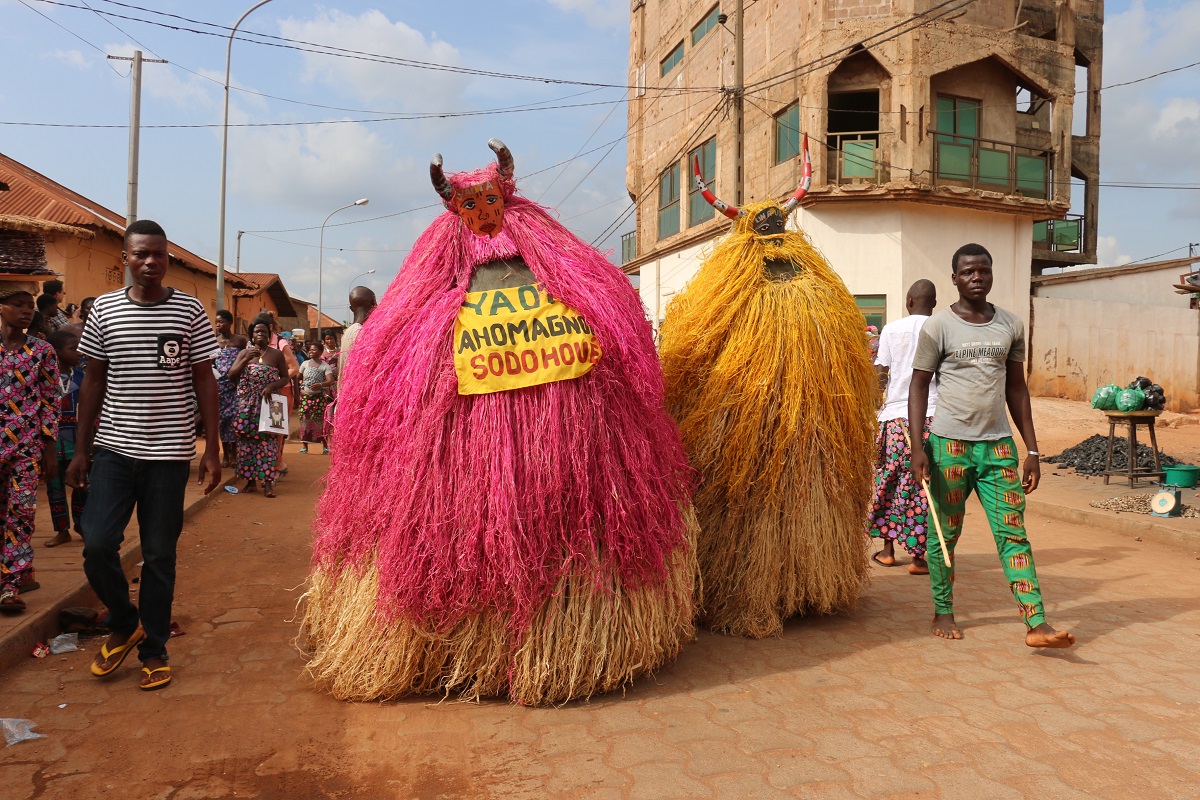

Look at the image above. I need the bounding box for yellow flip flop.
[90,629,145,677]
[140,665,172,691]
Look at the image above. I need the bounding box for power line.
[32,0,721,94]
[744,0,978,94]
[242,232,412,252]
[17,0,126,76]
[1120,245,1191,267]
[592,97,729,248]
[0,98,631,129]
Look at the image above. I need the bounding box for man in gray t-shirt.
[908,243,1074,650]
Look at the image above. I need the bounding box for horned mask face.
[694,133,812,225]
[752,207,786,238]
[457,180,505,238]
[430,138,515,239]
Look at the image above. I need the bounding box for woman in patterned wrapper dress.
[229,318,289,498]
[213,310,246,468]
[319,333,339,447]
[297,341,333,454]
[0,283,60,613]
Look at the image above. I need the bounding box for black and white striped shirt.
[79,288,219,461]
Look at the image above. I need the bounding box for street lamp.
[318,199,369,341]
[216,0,276,313]
[349,269,377,290]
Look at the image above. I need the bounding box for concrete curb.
[0,477,233,676]
[1027,496,1200,553]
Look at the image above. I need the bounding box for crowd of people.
[0,218,387,689]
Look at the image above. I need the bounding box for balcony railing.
[1033,214,1084,253]
[929,129,1051,199]
[826,131,891,185]
[621,231,637,264]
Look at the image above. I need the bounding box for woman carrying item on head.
[229,317,288,497]
[298,341,334,454]
[213,310,247,469]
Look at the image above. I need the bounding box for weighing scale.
[1151,484,1183,518]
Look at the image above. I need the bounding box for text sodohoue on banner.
[454,283,602,395]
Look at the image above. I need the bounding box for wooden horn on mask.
[693,156,741,219]
[488,138,515,180]
[780,134,812,214]
[430,154,454,203]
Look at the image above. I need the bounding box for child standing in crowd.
[45,327,88,548]
[0,283,60,613]
[298,341,334,454]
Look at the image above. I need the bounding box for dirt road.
[3,420,1200,798]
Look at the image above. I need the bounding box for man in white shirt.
[868,280,937,574]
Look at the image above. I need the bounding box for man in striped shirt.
[67,219,222,691]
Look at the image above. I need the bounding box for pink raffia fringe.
[304,164,698,701]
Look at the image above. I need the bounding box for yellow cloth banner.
[453,283,602,395]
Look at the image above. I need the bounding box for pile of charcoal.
[1047,434,1180,476]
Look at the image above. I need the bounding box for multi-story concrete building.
[622,0,1102,332]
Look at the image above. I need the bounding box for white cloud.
[1096,235,1133,268]
[47,49,91,70]
[230,121,416,216]
[277,10,468,110]
[1151,98,1200,139]
[546,0,628,29]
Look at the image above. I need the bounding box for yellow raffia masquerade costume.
[659,191,876,638]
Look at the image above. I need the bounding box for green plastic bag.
[1115,387,1146,413]
[1091,384,1119,410]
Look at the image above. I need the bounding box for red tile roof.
[0,152,249,288]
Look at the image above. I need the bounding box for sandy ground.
[1,400,1198,798]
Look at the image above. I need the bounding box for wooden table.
[1102,409,1165,487]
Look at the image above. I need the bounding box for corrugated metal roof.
[0,151,250,288]
[234,272,279,289]
[307,306,343,330]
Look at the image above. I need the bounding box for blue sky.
[0,0,1196,318]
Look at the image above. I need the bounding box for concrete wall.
[640,201,1033,334]
[1035,265,1193,309]
[1029,297,1200,412]
[43,229,234,315]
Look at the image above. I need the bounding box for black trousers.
[82,447,190,662]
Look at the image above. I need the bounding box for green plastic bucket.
[1163,464,1200,488]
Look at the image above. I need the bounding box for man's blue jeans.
[82,447,190,662]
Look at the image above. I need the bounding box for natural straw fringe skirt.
[695,465,869,638]
[658,204,877,639]
[300,509,700,705]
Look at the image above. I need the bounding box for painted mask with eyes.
[455,180,506,238]
[430,138,516,240]
[752,207,786,238]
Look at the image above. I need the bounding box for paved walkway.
[2,452,1199,799]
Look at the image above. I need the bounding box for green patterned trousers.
[926,434,1045,628]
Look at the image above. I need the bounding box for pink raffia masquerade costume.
[301,140,699,704]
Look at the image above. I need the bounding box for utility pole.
[108,50,166,285]
[733,0,744,204]
[236,230,244,274]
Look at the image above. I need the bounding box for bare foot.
[242,480,257,494]
[871,551,896,567]
[932,613,963,639]
[44,530,73,548]
[909,557,929,575]
[264,481,276,498]
[1025,623,1075,649]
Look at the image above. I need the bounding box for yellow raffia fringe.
[659,202,877,638]
[299,509,700,705]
